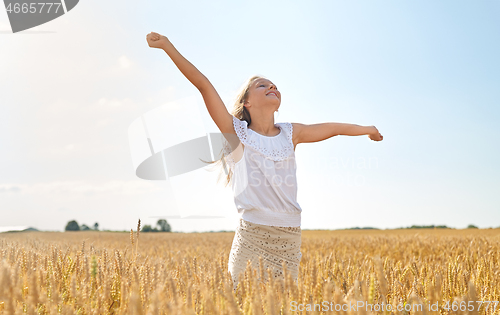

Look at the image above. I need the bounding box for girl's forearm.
[334,123,375,136]
[161,41,209,92]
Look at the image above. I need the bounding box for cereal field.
[0,226,499,314]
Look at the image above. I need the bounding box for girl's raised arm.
[146,32,234,135]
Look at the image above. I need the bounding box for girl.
[146,32,383,292]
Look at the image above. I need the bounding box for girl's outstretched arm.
[146,32,234,135]
[292,122,383,146]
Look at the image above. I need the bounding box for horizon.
[1,223,498,234]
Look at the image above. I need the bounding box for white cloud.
[0,180,162,195]
[118,55,132,69]
[0,185,21,193]
[46,96,140,115]
[42,142,84,157]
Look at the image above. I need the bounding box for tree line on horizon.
[64,219,171,232]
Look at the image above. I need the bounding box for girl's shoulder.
[276,121,293,144]
[231,115,248,143]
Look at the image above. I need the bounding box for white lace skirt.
[228,218,302,291]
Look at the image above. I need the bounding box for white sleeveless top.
[221,115,302,227]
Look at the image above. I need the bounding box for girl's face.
[245,79,281,109]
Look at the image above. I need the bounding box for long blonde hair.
[202,75,267,187]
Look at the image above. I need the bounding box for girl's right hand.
[146,32,170,49]
[368,126,383,141]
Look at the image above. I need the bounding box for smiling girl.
[146,31,383,292]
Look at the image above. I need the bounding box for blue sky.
[1,0,499,232]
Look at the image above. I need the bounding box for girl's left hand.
[368,126,383,141]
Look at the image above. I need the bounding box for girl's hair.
[201,74,267,187]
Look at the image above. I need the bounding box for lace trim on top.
[233,115,293,160]
[221,116,295,171]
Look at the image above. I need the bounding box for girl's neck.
[248,119,279,137]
